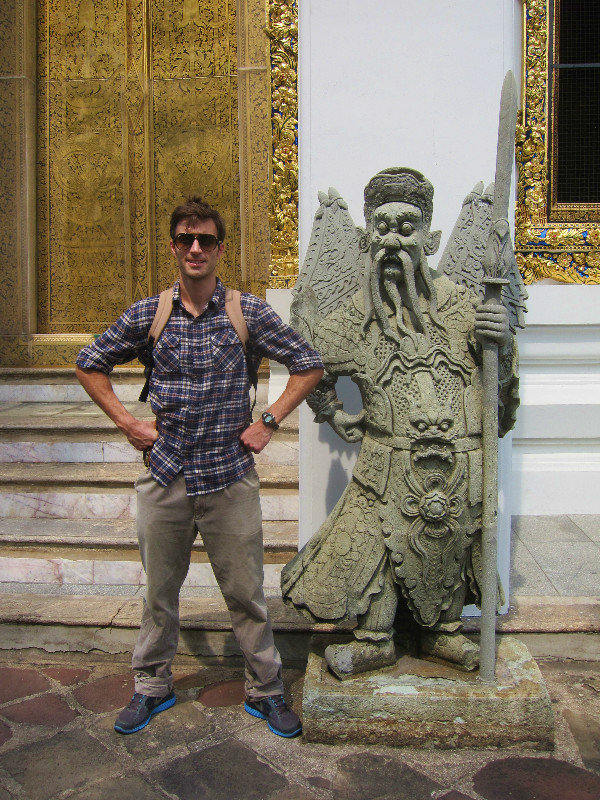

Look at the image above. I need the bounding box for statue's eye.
[400,222,414,236]
[377,222,388,235]
[417,421,427,432]
[440,421,450,432]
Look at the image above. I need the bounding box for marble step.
[0,517,298,561]
[0,516,299,591]
[0,401,299,439]
[0,486,299,522]
[0,461,299,522]
[0,365,271,403]
[0,429,299,466]
[0,461,298,490]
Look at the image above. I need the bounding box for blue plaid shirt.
[76,280,323,495]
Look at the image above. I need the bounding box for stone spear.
[478,71,518,684]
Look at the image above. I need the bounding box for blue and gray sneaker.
[244,694,302,738]
[114,691,176,734]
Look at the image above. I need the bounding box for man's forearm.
[267,368,324,425]
[239,367,323,454]
[75,366,157,451]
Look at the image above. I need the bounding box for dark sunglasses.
[173,233,221,252]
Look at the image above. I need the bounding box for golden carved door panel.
[37,0,242,333]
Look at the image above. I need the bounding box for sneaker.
[114,691,176,734]
[244,694,302,738]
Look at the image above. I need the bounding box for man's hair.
[364,167,434,228]
[169,196,226,242]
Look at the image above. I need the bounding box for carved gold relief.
[36,0,242,336]
[267,0,299,288]
[517,1,600,284]
[3,0,296,365]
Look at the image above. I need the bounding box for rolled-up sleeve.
[242,295,324,374]
[75,299,156,373]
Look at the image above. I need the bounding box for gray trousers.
[132,468,283,700]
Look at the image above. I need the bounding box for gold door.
[0,0,297,366]
[37,0,244,334]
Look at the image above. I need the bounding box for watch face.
[262,412,278,429]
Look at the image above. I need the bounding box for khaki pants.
[132,468,283,700]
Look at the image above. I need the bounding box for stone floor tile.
[513,515,591,542]
[0,720,11,747]
[73,672,133,712]
[523,540,600,595]
[472,756,600,800]
[570,516,600,542]
[60,773,168,800]
[331,752,441,800]
[437,793,476,800]
[563,709,600,774]
[152,739,288,800]
[0,730,116,800]
[0,667,51,703]
[197,679,245,707]
[510,539,558,596]
[1,693,79,726]
[42,666,91,686]
[269,787,322,800]
[115,699,215,756]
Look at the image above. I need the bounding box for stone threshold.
[0,593,597,634]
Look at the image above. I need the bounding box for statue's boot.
[420,631,479,672]
[325,639,397,680]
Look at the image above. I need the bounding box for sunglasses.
[173,233,221,252]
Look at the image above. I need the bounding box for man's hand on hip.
[122,417,159,451]
[239,420,273,454]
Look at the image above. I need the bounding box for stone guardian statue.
[281,160,527,680]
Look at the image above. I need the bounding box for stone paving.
[0,645,599,800]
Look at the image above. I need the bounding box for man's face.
[370,202,426,282]
[170,217,224,283]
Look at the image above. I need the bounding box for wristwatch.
[261,411,279,431]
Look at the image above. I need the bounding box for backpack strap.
[138,288,173,402]
[224,288,249,352]
[225,287,258,400]
[148,288,174,345]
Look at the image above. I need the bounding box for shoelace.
[126,693,146,710]
[266,695,287,713]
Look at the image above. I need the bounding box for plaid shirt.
[76,280,323,495]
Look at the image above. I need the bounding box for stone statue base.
[302,635,553,749]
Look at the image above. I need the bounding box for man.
[282,168,517,678]
[76,196,323,735]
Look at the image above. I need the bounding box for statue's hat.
[364,167,434,226]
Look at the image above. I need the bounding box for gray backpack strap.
[148,287,174,344]
[224,287,249,352]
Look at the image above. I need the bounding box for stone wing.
[438,182,528,332]
[290,188,363,341]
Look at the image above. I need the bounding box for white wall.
[512,285,600,515]
[299,0,522,260]
[296,2,523,608]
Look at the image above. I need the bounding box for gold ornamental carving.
[516,0,600,284]
[267,0,299,288]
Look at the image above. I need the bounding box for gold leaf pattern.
[516,1,600,284]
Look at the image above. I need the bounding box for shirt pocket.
[153,332,180,374]
[212,328,245,372]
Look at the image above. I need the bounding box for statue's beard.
[363,248,442,343]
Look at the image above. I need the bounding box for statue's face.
[370,201,425,281]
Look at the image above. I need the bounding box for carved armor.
[281,274,518,634]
